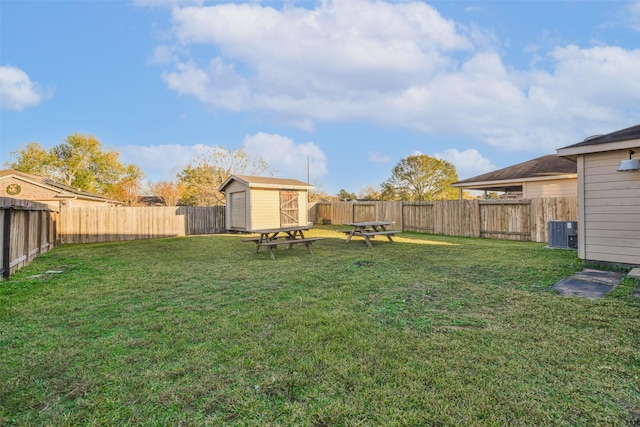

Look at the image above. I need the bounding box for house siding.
[1,177,58,200]
[524,178,577,198]
[582,150,640,265]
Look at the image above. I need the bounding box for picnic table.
[340,221,400,248]
[242,225,322,260]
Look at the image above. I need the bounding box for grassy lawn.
[1,227,639,426]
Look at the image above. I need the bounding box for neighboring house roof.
[0,169,119,203]
[557,124,640,158]
[451,155,577,192]
[219,175,314,191]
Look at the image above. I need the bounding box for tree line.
[6,133,461,206]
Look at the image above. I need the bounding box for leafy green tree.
[380,154,459,201]
[178,145,271,206]
[5,142,54,177]
[7,133,144,203]
[337,189,357,201]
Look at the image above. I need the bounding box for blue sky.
[2,0,639,196]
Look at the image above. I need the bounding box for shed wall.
[582,150,640,265]
[249,189,281,230]
[248,189,309,230]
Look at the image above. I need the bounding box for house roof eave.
[557,139,640,157]
[452,173,577,189]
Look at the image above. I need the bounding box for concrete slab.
[549,269,625,299]
[628,268,640,280]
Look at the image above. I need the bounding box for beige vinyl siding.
[249,189,281,230]
[524,178,577,198]
[582,150,640,265]
[298,191,309,225]
[248,189,309,230]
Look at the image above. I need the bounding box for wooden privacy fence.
[310,197,578,243]
[58,206,225,244]
[1,197,56,278]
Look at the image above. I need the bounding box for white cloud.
[433,148,496,180]
[0,65,52,111]
[368,151,392,164]
[120,135,329,184]
[242,132,328,182]
[155,0,640,154]
[160,0,472,118]
[120,143,205,181]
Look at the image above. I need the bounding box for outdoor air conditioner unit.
[548,221,578,249]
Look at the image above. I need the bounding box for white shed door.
[230,191,246,229]
[280,191,299,227]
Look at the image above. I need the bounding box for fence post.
[24,210,31,264]
[401,202,405,231]
[2,208,11,279]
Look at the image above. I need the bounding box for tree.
[5,142,54,177]
[337,188,357,201]
[380,154,459,201]
[308,182,337,202]
[148,180,185,206]
[7,133,144,203]
[107,164,146,206]
[178,145,271,206]
[358,185,381,200]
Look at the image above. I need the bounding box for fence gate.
[280,191,299,227]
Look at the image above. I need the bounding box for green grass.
[1,227,639,426]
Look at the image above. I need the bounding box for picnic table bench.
[341,221,400,248]
[242,226,323,260]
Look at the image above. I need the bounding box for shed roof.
[0,169,119,202]
[451,155,577,192]
[557,124,640,158]
[219,175,314,191]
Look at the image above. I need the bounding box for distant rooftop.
[453,154,576,186]
[0,169,116,201]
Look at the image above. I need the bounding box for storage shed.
[219,175,314,232]
[557,124,640,267]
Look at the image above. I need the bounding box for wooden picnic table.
[242,225,322,260]
[340,221,400,248]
